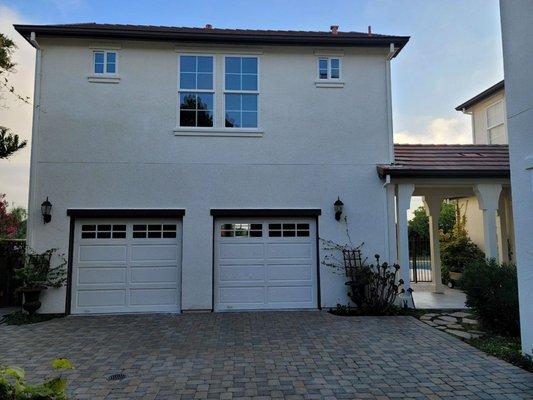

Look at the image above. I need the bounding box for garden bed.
[0,311,63,326]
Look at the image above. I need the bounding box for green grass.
[467,335,533,372]
[1,311,63,326]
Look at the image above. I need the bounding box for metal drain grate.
[106,373,126,382]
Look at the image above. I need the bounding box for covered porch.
[379,144,511,307]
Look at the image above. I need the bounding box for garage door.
[214,218,318,311]
[71,219,181,314]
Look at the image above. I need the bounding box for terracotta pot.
[449,271,463,282]
[21,287,44,315]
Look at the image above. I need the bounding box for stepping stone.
[423,321,438,327]
[449,311,471,318]
[445,329,473,339]
[433,319,450,326]
[462,318,478,325]
[421,313,438,318]
[420,315,433,321]
[436,325,447,330]
[437,315,459,323]
[446,324,465,330]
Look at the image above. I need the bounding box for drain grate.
[106,373,126,382]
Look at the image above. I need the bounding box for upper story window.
[318,57,340,80]
[224,56,258,128]
[179,55,214,127]
[93,51,117,75]
[486,101,506,144]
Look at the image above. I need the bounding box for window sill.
[315,81,345,88]
[173,127,264,138]
[88,75,121,84]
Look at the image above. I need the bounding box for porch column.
[396,183,415,290]
[474,183,503,261]
[423,195,445,293]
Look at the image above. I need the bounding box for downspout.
[26,32,42,248]
[382,174,395,262]
[386,43,395,164]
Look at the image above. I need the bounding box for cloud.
[394,117,471,144]
[0,5,35,208]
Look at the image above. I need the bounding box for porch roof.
[377,144,510,179]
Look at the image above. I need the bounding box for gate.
[0,239,25,307]
[408,234,432,282]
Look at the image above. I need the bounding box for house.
[14,23,410,314]
[454,81,515,265]
[500,0,533,357]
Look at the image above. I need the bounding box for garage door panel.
[267,264,312,281]
[219,286,265,304]
[78,245,127,262]
[266,243,312,259]
[219,243,264,260]
[267,286,314,303]
[77,289,126,307]
[131,245,178,261]
[130,288,177,306]
[77,267,126,284]
[219,265,264,282]
[130,266,177,283]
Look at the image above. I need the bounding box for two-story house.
[14,23,409,314]
[455,81,515,264]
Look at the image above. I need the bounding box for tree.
[0,194,19,239]
[0,33,28,159]
[408,202,456,239]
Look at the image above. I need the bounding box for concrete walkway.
[0,312,531,399]
[412,283,468,309]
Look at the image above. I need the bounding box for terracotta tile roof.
[455,80,504,111]
[377,144,510,179]
[13,23,409,55]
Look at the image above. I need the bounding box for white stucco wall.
[500,0,533,356]
[27,38,395,313]
[467,90,507,144]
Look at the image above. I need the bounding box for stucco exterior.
[26,37,397,313]
[500,0,533,357]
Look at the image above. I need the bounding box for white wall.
[500,0,533,357]
[28,38,395,312]
[467,90,507,144]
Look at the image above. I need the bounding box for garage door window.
[81,224,126,239]
[221,223,262,237]
[269,223,310,237]
[133,224,177,239]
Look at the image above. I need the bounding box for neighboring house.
[14,23,409,314]
[500,0,533,357]
[454,82,515,264]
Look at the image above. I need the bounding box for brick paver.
[1,312,531,399]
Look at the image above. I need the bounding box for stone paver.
[1,312,532,399]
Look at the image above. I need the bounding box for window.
[221,223,262,237]
[268,223,310,237]
[81,224,126,239]
[486,101,506,144]
[179,55,214,127]
[317,57,341,80]
[225,56,258,128]
[93,51,117,75]
[133,224,177,239]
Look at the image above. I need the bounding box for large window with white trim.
[179,55,214,127]
[224,56,258,128]
[486,101,506,144]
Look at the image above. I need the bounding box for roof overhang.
[455,80,505,112]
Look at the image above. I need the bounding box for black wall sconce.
[41,197,52,223]
[334,197,344,221]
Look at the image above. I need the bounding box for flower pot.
[21,287,44,315]
[448,271,463,288]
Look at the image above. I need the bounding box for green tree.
[408,202,456,239]
[0,33,28,159]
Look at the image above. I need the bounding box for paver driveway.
[1,311,532,399]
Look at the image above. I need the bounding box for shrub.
[15,249,67,290]
[460,259,520,336]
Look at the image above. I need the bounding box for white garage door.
[214,218,318,311]
[71,219,181,314]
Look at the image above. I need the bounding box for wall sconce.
[334,197,344,221]
[41,197,52,223]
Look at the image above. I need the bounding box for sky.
[0,0,504,208]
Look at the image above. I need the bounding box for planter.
[20,287,44,315]
[448,271,463,288]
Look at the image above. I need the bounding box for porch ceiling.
[377,144,510,179]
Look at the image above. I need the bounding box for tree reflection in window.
[180,92,213,127]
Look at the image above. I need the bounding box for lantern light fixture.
[334,197,344,221]
[41,197,52,223]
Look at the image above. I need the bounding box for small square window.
[94,51,117,75]
[317,57,341,80]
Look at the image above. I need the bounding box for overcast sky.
[0,0,504,207]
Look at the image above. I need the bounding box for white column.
[423,195,445,293]
[474,183,503,261]
[396,183,415,290]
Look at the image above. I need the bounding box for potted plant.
[15,249,67,315]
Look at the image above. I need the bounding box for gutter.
[26,32,42,247]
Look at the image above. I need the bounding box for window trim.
[88,49,120,83]
[486,99,505,144]
[315,56,345,88]
[223,55,261,130]
[177,53,216,130]
[93,50,118,76]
